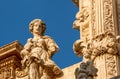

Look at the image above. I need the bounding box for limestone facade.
[0,0,120,79]
[0,41,23,79]
[73,0,120,79]
[0,41,81,79]
[0,19,81,79]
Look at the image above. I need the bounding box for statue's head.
[29,19,46,35]
[80,62,87,69]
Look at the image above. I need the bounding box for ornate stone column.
[72,0,120,79]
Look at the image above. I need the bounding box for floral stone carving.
[73,32,120,61]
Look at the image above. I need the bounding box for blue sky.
[0,0,82,68]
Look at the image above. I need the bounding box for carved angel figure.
[20,19,61,79]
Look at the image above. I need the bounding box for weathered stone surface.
[0,41,23,79]
[56,62,80,79]
[17,19,62,79]
[73,0,120,79]
[74,60,98,79]
[110,75,120,79]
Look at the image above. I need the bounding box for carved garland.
[73,32,120,61]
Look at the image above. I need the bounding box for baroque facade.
[73,0,120,79]
[0,41,23,79]
[0,0,120,79]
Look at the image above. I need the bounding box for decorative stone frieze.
[0,41,23,79]
[73,0,120,79]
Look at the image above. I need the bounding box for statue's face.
[80,63,86,69]
[33,22,43,35]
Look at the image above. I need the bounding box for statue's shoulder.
[43,35,53,40]
[27,38,33,41]
[26,38,33,43]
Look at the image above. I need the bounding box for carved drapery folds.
[16,19,62,79]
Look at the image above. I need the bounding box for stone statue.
[75,62,88,79]
[20,19,62,79]
[74,60,98,79]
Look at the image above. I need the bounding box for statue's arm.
[45,36,59,57]
[20,38,32,58]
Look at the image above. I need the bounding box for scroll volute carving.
[73,0,92,43]
[73,7,90,43]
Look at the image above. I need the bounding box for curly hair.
[29,19,46,35]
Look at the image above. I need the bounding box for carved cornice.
[0,41,23,60]
[72,0,79,7]
[0,55,21,69]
